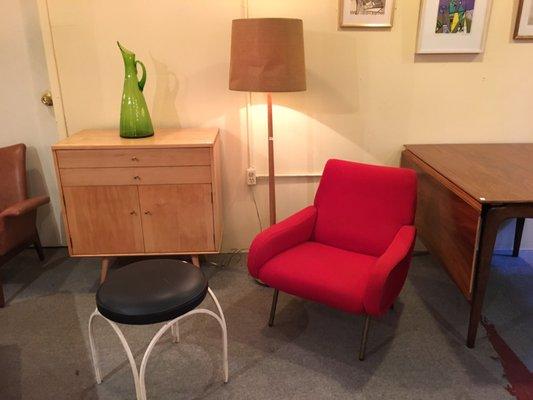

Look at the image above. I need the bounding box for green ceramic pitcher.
[118,42,154,138]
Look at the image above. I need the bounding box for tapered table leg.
[467,209,500,348]
[513,218,525,257]
[468,206,533,347]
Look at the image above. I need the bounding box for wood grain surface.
[404,144,533,203]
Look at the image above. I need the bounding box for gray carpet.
[1,247,530,400]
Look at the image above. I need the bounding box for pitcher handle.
[135,60,147,92]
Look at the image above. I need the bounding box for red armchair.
[0,144,50,307]
[248,159,417,360]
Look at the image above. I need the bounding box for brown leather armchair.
[0,144,50,307]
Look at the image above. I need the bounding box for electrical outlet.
[246,167,257,185]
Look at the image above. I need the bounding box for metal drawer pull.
[131,156,139,161]
[133,176,141,180]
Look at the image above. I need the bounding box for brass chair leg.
[359,315,371,361]
[268,289,279,327]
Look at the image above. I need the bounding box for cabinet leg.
[191,255,200,268]
[100,257,114,284]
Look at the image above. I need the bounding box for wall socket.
[246,167,257,185]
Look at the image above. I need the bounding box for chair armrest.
[248,206,317,278]
[0,196,50,218]
[364,225,416,316]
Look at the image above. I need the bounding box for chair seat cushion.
[258,242,377,314]
[96,259,208,325]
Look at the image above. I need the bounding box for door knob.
[144,211,151,215]
[41,91,53,106]
[130,210,137,215]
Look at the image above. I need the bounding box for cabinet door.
[63,186,144,255]
[139,184,215,253]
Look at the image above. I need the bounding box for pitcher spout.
[117,41,135,61]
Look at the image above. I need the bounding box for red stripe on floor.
[482,318,533,400]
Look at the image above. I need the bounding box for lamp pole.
[267,92,276,226]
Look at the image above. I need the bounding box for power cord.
[250,185,263,232]
[208,248,246,268]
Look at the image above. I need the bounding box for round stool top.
[96,259,208,325]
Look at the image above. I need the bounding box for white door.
[0,1,64,245]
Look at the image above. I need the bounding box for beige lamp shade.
[229,18,306,93]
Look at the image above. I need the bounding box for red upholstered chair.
[248,159,417,360]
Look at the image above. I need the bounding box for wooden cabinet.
[52,129,222,273]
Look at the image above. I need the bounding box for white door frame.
[36,0,68,139]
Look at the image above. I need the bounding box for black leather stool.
[88,259,228,400]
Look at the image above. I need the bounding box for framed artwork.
[417,0,492,54]
[339,0,395,28]
[514,0,533,39]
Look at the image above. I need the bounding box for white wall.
[44,0,533,251]
[1,0,63,245]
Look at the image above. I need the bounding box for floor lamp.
[229,18,306,226]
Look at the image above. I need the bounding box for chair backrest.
[313,159,417,257]
[0,144,27,212]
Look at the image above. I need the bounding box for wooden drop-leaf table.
[401,143,533,347]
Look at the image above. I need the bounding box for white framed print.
[417,0,492,54]
[514,0,533,39]
[339,0,395,28]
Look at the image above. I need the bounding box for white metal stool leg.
[88,310,102,384]
[139,289,229,399]
[170,321,180,343]
[88,309,143,400]
[207,287,229,383]
[89,287,228,400]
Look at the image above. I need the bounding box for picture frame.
[339,0,395,28]
[416,0,492,54]
[514,0,533,39]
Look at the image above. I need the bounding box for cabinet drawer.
[56,148,211,168]
[60,166,212,186]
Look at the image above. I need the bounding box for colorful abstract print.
[435,0,476,34]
